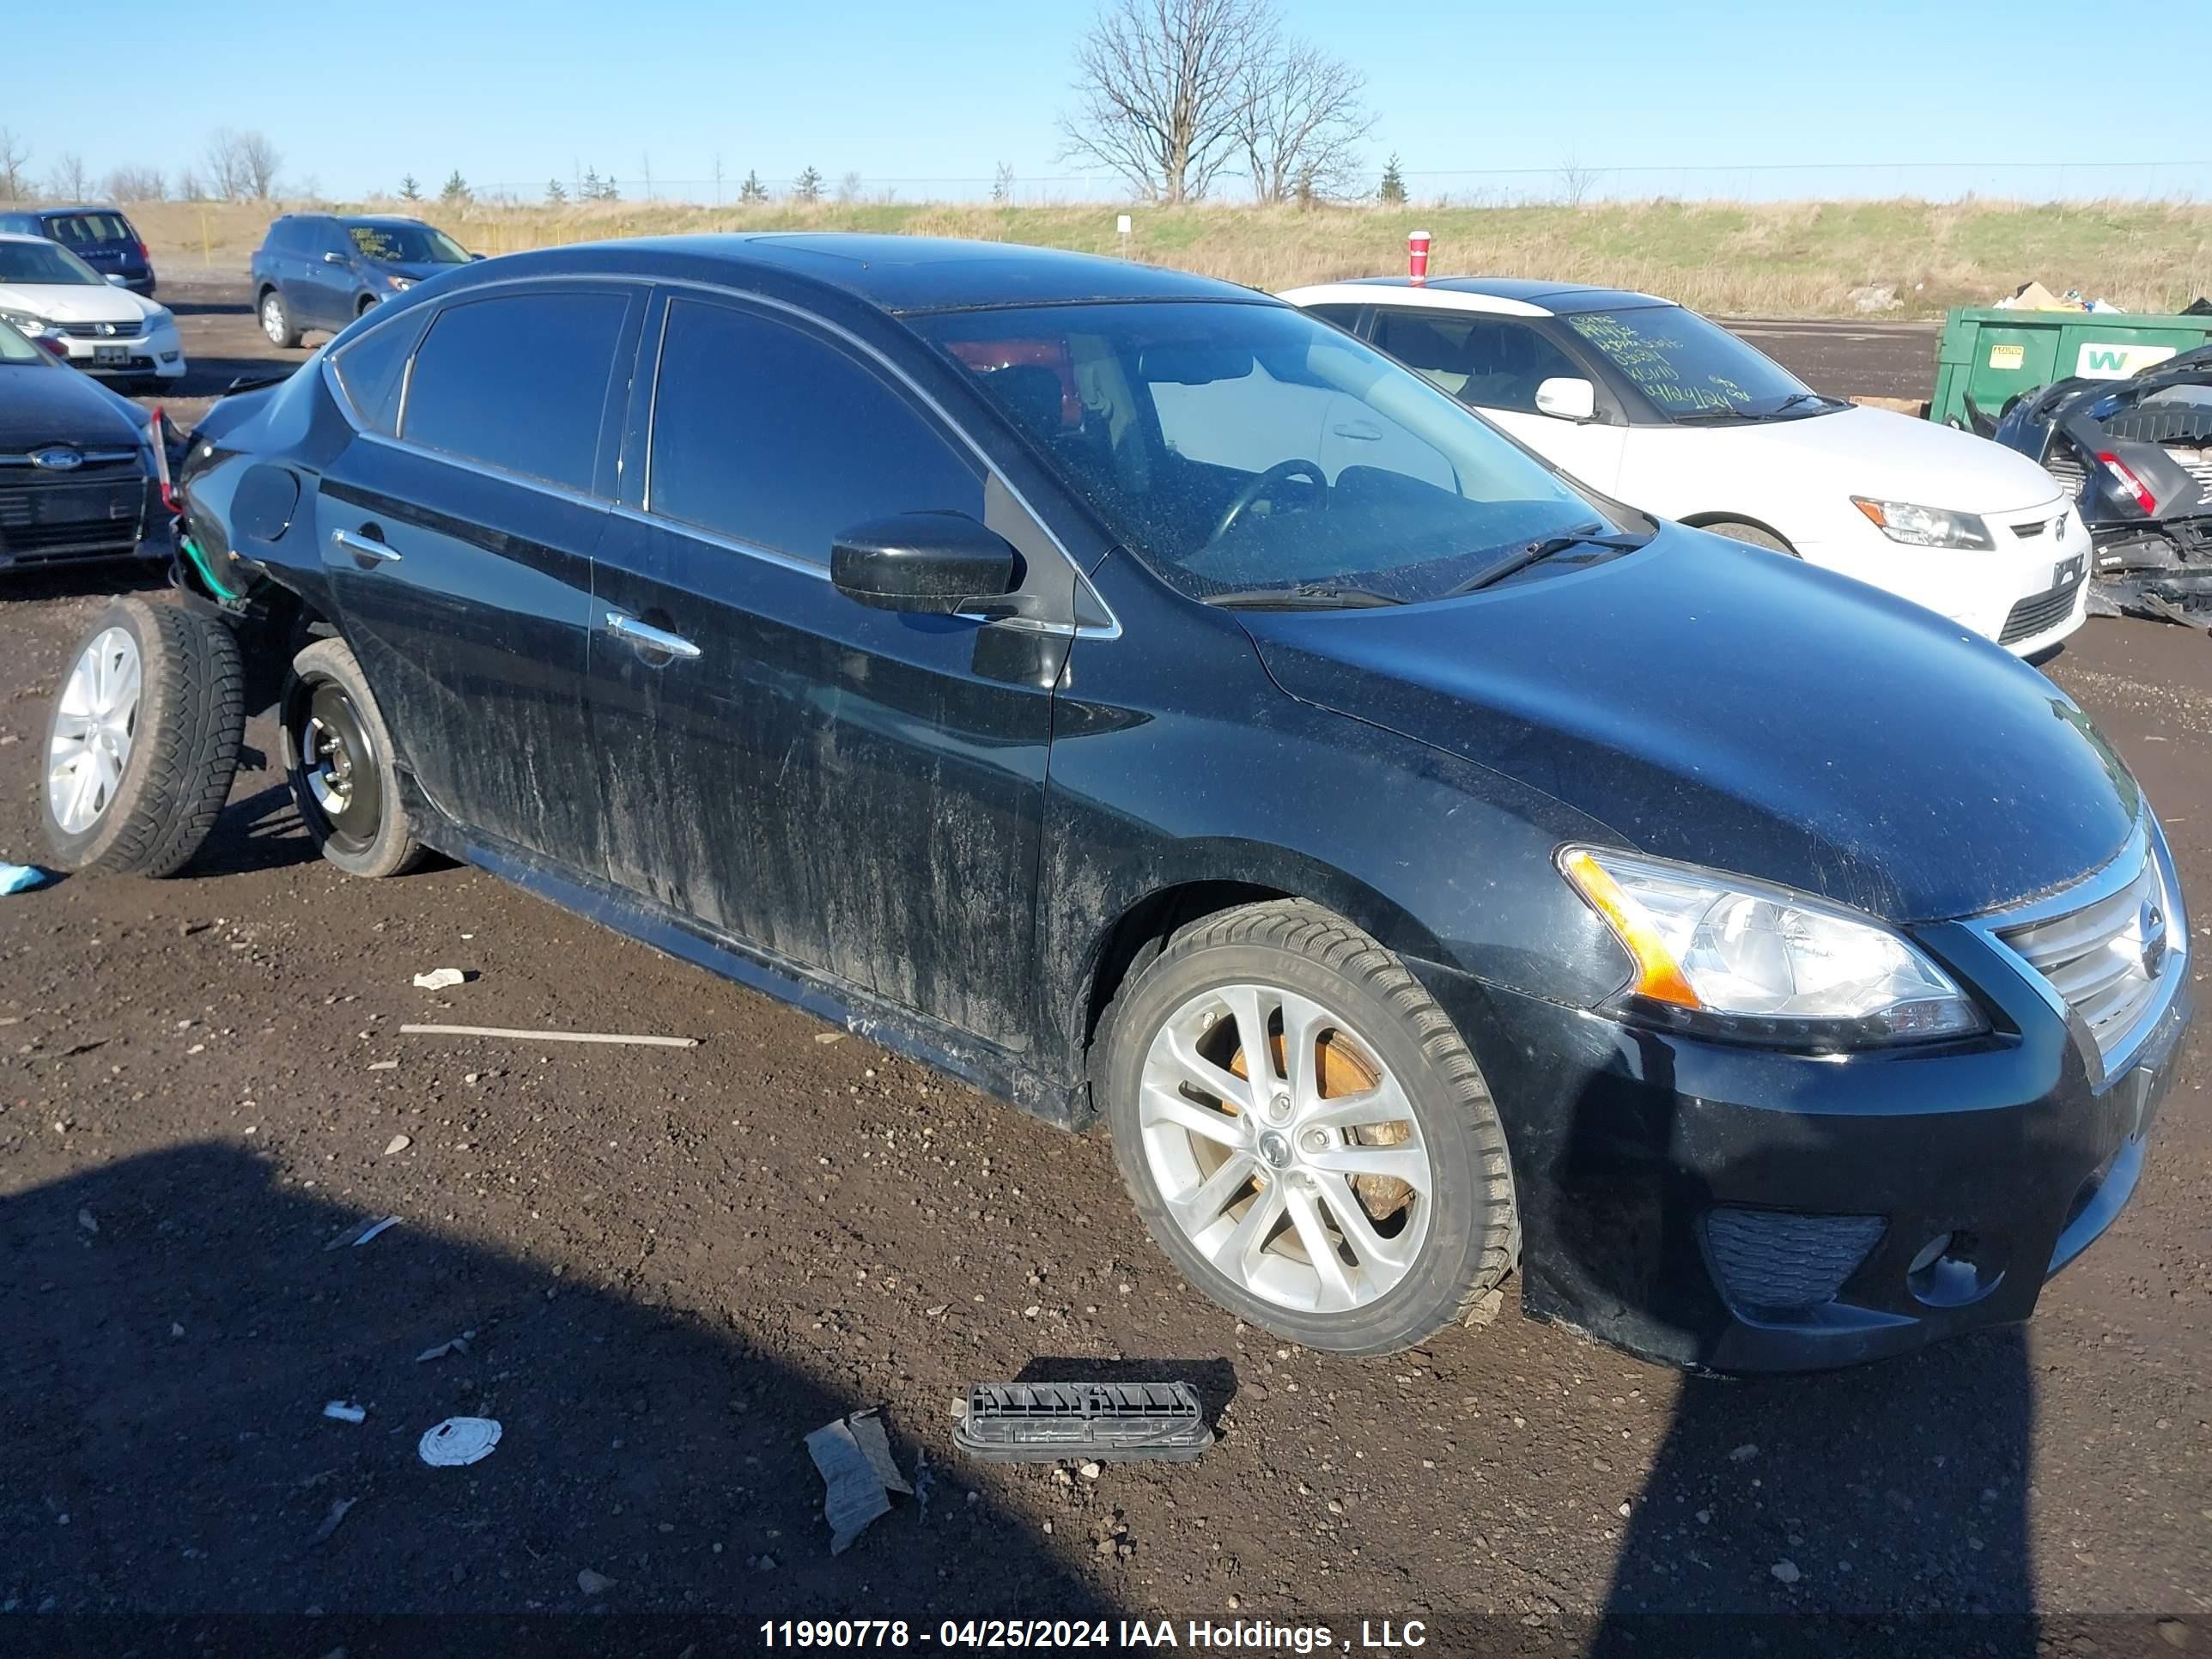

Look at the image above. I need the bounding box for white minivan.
[1280,278,2091,655]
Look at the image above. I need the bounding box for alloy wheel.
[47,626,143,834]
[1138,981,1433,1314]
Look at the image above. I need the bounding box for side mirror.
[321,251,348,265]
[105,272,130,286]
[1534,376,1597,422]
[831,512,1020,615]
[467,252,487,262]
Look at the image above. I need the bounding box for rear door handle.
[604,611,702,660]
[1332,421,1384,441]
[331,527,401,563]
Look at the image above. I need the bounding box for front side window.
[916,300,1612,602]
[1370,311,1584,415]
[648,297,982,560]
[1565,307,1825,422]
[347,222,470,265]
[0,240,102,286]
[401,290,629,492]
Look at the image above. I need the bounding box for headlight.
[1559,846,1985,1048]
[140,305,173,330]
[1,308,59,337]
[1850,497,1993,550]
[386,275,414,291]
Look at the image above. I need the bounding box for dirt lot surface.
[1,285,2208,1654]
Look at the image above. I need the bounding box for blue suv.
[249,214,476,346]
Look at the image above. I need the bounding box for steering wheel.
[1209,459,1328,546]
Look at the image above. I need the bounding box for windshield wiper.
[1771,391,1837,415]
[1202,581,1406,611]
[1673,405,1763,424]
[1443,527,1649,598]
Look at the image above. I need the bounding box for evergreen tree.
[793,166,823,204]
[545,178,568,206]
[1377,154,1407,206]
[398,173,422,203]
[440,169,471,206]
[739,169,769,205]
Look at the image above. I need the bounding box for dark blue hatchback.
[0,206,156,296]
[248,213,474,347]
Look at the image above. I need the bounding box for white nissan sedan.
[0,233,186,392]
[1281,277,2090,656]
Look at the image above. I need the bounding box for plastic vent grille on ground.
[953,1381,1213,1463]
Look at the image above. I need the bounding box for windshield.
[346,222,470,264]
[915,301,1618,602]
[1565,307,1823,421]
[0,240,103,287]
[0,317,48,364]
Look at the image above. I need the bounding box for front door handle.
[605,611,702,660]
[331,527,401,563]
[1332,420,1384,441]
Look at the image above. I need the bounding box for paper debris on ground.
[400,1023,698,1048]
[382,1134,410,1155]
[416,1332,472,1363]
[418,1416,502,1467]
[76,1208,98,1235]
[352,1216,400,1248]
[2,861,48,895]
[411,968,470,991]
[805,1408,912,1553]
[323,1401,367,1424]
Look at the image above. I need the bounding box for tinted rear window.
[45,212,135,246]
[401,290,629,493]
[647,297,981,561]
[331,316,422,434]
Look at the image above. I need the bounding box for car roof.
[337,214,440,226]
[448,233,1266,315]
[26,204,130,218]
[1280,275,1674,316]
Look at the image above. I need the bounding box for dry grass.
[131,196,2212,319]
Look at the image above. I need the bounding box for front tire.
[282,638,423,878]
[41,598,244,878]
[1700,520,1794,554]
[1100,899,1517,1355]
[258,288,301,349]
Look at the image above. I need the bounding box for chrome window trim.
[318,270,1119,641]
[1960,811,2188,1087]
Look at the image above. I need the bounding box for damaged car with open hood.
[1991,343,2212,626]
[33,235,2194,1370]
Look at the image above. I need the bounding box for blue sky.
[9,0,2201,202]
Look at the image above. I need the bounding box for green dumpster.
[1929,307,2212,429]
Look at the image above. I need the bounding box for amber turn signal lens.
[1560,849,1703,1009]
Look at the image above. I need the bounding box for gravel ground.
[0,295,2207,1652]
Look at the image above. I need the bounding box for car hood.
[1672,403,2066,516]
[1235,524,2139,922]
[374,259,464,283]
[0,280,150,325]
[0,362,143,451]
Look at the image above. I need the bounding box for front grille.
[1998,574,2084,644]
[2011,517,2050,538]
[56,319,143,339]
[1997,850,2175,1071]
[1703,1208,1885,1314]
[0,476,144,562]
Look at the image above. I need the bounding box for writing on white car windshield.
[1567,307,1842,422]
[917,300,1641,606]
[346,222,471,264]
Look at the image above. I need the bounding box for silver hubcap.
[262,296,283,340]
[48,627,143,834]
[1139,982,1432,1315]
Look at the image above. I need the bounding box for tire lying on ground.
[41,596,245,878]
[1100,897,1519,1357]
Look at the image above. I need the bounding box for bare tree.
[47,152,92,201]
[1056,0,1273,204]
[0,127,31,200]
[991,161,1016,204]
[176,168,208,204]
[203,130,248,199]
[1237,35,1371,204]
[836,169,863,204]
[1558,152,1599,208]
[239,131,282,198]
[102,164,168,202]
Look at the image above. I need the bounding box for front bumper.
[1807,503,2094,657]
[57,318,185,381]
[1417,843,2192,1372]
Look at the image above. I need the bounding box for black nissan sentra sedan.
[42,236,2191,1369]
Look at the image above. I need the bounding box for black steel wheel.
[282,638,423,878]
